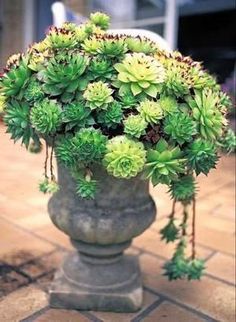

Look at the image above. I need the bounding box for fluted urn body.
[48,164,156,312]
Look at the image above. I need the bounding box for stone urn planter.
[48,164,156,312]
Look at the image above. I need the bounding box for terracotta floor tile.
[20,251,65,279]
[91,290,158,322]
[196,226,235,255]
[0,219,55,265]
[142,301,206,322]
[0,285,48,322]
[35,225,73,250]
[34,308,90,322]
[0,271,29,296]
[140,253,235,322]
[206,253,235,284]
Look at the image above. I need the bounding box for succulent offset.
[1,12,234,281]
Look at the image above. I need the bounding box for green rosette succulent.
[4,100,35,147]
[38,54,89,102]
[114,53,166,97]
[83,81,113,110]
[125,37,156,54]
[97,101,123,128]
[0,57,31,98]
[98,37,128,58]
[55,136,76,168]
[186,139,218,175]
[137,99,163,124]
[219,128,236,154]
[159,95,179,115]
[144,139,186,185]
[76,178,97,199]
[39,178,59,194]
[90,12,110,30]
[30,99,62,135]
[188,89,225,140]
[72,128,107,163]
[124,114,147,138]
[82,36,101,54]
[103,136,146,178]
[169,175,196,203]
[24,79,44,102]
[45,27,77,49]
[62,102,92,130]
[88,58,115,81]
[164,113,197,145]
[119,93,138,109]
[157,53,190,97]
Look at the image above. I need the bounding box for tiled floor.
[0,122,235,322]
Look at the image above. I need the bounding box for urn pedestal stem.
[48,165,156,312]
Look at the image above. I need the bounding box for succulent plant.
[137,99,163,125]
[97,101,123,128]
[186,139,218,175]
[124,114,147,138]
[38,54,89,102]
[164,113,197,145]
[98,37,128,58]
[45,27,77,49]
[0,95,6,114]
[83,81,113,110]
[169,175,196,203]
[119,92,138,109]
[219,128,236,154]
[0,57,31,98]
[39,178,59,194]
[90,12,110,30]
[114,53,165,97]
[82,36,101,54]
[76,178,97,199]
[62,101,92,130]
[159,55,190,97]
[30,99,62,135]
[72,128,107,164]
[24,79,44,102]
[125,37,156,54]
[88,58,115,81]
[144,139,186,185]
[4,100,35,147]
[159,95,178,115]
[103,136,146,178]
[188,90,225,140]
[55,136,76,168]
[160,219,179,243]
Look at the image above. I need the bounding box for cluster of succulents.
[1,12,235,281]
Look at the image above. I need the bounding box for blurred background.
[0,0,235,106]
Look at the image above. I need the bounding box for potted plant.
[0,12,234,312]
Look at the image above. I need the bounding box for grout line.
[131,298,164,322]
[80,311,104,322]
[196,242,235,258]
[204,273,235,287]
[20,306,50,322]
[203,250,217,262]
[143,286,218,322]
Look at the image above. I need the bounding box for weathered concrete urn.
[48,164,156,312]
